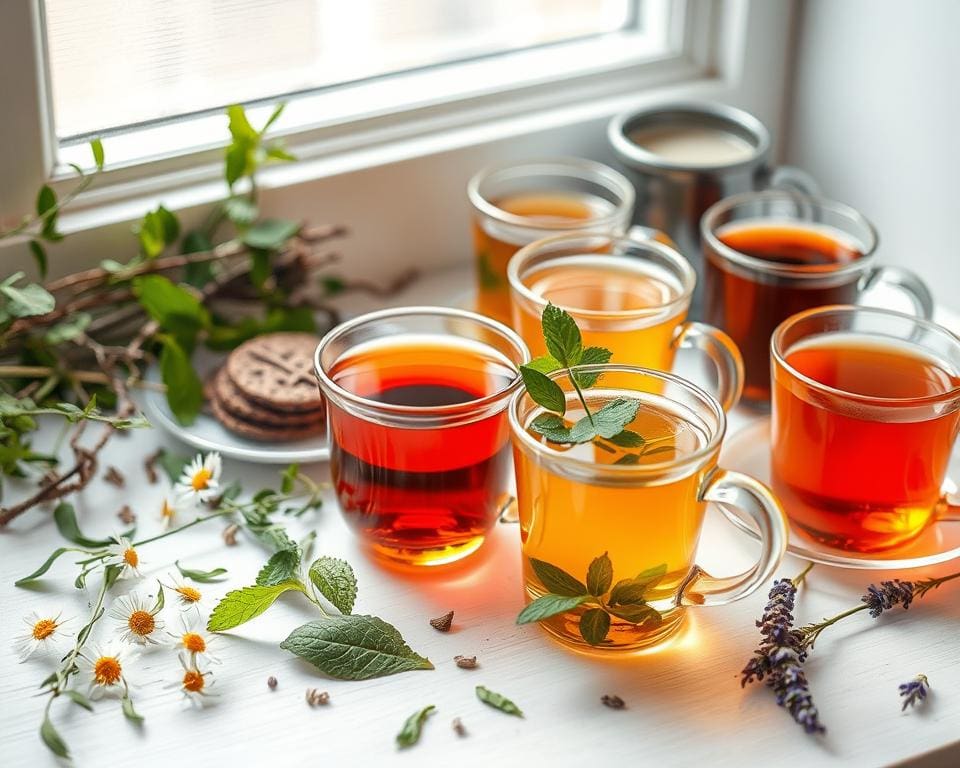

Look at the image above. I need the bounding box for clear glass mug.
[702,191,934,406]
[771,305,960,553]
[313,307,529,566]
[509,365,788,653]
[507,233,744,411]
[468,159,635,325]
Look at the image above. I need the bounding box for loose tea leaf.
[396,705,435,748]
[601,694,626,709]
[429,610,454,632]
[454,655,478,669]
[207,581,305,631]
[476,685,523,717]
[308,556,358,615]
[279,615,434,680]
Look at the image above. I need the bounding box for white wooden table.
[2,267,958,768]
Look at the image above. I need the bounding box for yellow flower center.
[161,500,174,519]
[32,618,57,640]
[128,610,156,636]
[191,468,213,491]
[176,586,202,603]
[182,633,206,653]
[94,656,122,685]
[183,669,205,692]
[123,547,139,567]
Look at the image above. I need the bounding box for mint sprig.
[517,552,666,646]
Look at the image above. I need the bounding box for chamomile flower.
[175,452,222,505]
[76,642,135,699]
[109,592,165,645]
[14,611,71,662]
[162,575,205,611]
[166,613,220,664]
[105,535,143,578]
[168,652,216,707]
[159,494,194,529]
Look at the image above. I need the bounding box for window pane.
[44,0,635,140]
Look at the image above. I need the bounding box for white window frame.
[0,0,798,281]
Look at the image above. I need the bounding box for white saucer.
[720,418,960,569]
[143,351,330,465]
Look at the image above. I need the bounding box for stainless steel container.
[608,101,816,316]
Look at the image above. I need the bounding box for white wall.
[785,0,960,306]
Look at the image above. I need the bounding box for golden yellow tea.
[514,388,716,651]
[512,254,683,370]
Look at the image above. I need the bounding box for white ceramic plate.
[720,418,960,569]
[143,351,329,464]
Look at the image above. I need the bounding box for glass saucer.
[719,418,960,569]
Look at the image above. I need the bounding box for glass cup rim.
[508,363,726,476]
[506,231,696,320]
[771,304,960,407]
[466,157,635,232]
[314,305,529,418]
[701,190,880,280]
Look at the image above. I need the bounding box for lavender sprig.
[899,674,930,711]
[863,579,914,617]
[741,564,825,734]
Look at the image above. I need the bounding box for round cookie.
[225,332,324,412]
[210,396,325,443]
[213,368,324,428]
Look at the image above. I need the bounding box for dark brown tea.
[704,221,865,403]
[326,336,516,565]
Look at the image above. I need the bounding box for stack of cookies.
[208,332,326,442]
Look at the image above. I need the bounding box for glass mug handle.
[677,469,788,607]
[858,265,935,321]
[766,165,820,195]
[671,323,745,412]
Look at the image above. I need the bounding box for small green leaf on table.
[207,581,305,632]
[476,685,523,717]
[308,556,358,615]
[176,561,227,583]
[396,705,435,748]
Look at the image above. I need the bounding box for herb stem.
[799,604,870,651]
[55,569,112,692]
[132,510,232,547]
[792,562,815,587]
[567,369,595,425]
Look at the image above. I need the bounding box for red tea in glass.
[314,308,527,565]
[771,307,960,552]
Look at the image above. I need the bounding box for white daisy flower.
[166,613,220,664]
[14,611,71,662]
[76,642,135,699]
[167,652,216,707]
[175,452,222,505]
[104,535,143,578]
[108,592,164,645]
[162,576,205,611]
[159,494,195,529]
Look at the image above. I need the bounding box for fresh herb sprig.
[517,552,666,646]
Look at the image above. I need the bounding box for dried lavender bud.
[454,655,477,669]
[306,688,330,706]
[430,610,454,632]
[267,676,277,690]
[601,694,625,709]
[452,717,467,737]
[862,579,914,618]
[103,466,125,488]
[223,523,239,546]
[899,674,929,711]
[116,505,136,524]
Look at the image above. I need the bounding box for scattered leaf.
[475,685,523,717]
[207,581,306,631]
[396,705,435,748]
[308,557,358,615]
[175,561,228,583]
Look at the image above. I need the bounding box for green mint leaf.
[265,143,296,162]
[516,594,588,624]
[242,218,301,251]
[579,608,611,645]
[0,280,55,317]
[524,354,562,374]
[40,712,69,758]
[519,365,566,414]
[207,581,305,631]
[635,563,668,590]
[528,412,573,443]
[121,694,144,724]
[44,312,91,345]
[308,556,358,614]
[573,346,613,387]
[54,502,133,548]
[608,566,666,606]
[605,603,662,626]
[16,547,72,586]
[36,185,56,218]
[62,690,94,711]
[225,142,250,188]
[222,196,259,227]
[586,552,613,596]
[614,453,640,465]
[158,335,203,426]
[136,205,180,258]
[592,398,641,439]
[529,558,588,597]
[475,685,523,717]
[133,275,209,344]
[279,615,434,680]
[396,705,435,749]
[255,549,302,586]
[568,414,598,443]
[175,560,227,583]
[280,463,299,494]
[227,104,258,142]
[607,429,644,448]
[541,303,582,367]
[90,138,105,170]
[29,240,47,279]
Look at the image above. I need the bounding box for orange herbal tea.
[772,331,960,552]
[512,253,684,371]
